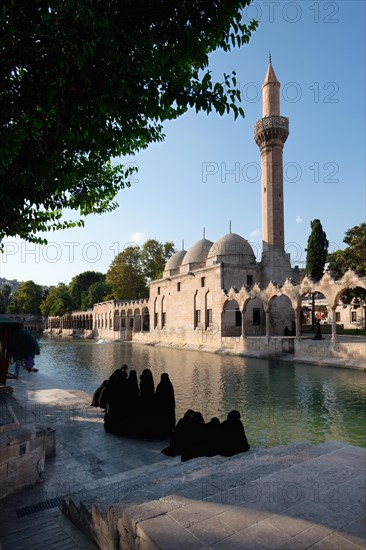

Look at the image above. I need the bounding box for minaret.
[254,60,291,283]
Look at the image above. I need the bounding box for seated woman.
[104,369,128,434]
[161,409,195,456]
[203,417,222,457]
[219,410,250,457]
[180,412,206,462]
[91,380,108,407]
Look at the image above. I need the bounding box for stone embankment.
[63,440,366,550]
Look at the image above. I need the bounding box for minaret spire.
[254,61,290,284]
[262,59,280,117]
[269,50,272,65]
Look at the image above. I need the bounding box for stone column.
[265,309,271,338]
[295,308,301,338]
[331,306,338,341]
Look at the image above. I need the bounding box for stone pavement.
[0,371,171,549]
[0,371,365,550]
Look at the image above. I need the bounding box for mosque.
[47,62,366,357]
[136,60,302,345]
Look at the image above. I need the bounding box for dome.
[181,238,213,267]
[206,233,256,267]
[163,249,187,276]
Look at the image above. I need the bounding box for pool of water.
[31,336,366,449]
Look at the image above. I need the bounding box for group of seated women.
[92,367,250,461]
[92,365,175,439]
[161,409,250,462]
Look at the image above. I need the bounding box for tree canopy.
[106,246,149,300]
[141,239,176,281]
[305,219,329,282]
[0,284,11,314]
[327,223,366,308]
[81,280,111,310]
[40,283,72,317]
[7,280,43,314]
[68,270,106,310]
[327,223,366,279]
[106,238,175,299]
[0,1,257,246]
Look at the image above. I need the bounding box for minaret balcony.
[254,116,289,147]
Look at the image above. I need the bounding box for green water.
[33,336,366,449]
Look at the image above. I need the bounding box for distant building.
[6,314,44,332]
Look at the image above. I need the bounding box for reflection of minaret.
[254,60,291,283]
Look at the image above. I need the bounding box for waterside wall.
[0,393,53,500]
[131,331,366,368]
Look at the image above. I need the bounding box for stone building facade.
[6,314,44,333]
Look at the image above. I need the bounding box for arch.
[205,290,213,329]
[134,307,142,331]
[268,294,295,336]
[243,296,265,336]
[113,309,120,331]
[142,306,150,331]
[221,298,242,337]
[153,298,158,329]
[127,308,133,330]
[160,299,166,329]
[333,285,366,335]
[194,290,201,329]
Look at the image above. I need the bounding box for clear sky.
[1,0,365,287]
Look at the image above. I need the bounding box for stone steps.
[63,440,353,548]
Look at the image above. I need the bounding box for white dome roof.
[207,233,256,267]
[181,238,213,266]
[164,250,187,272]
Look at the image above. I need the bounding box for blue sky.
[1,0,365,286]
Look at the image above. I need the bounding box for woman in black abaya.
[104,369,128,434]
[181,412,206,462]
[219,410,250,457]
[138,368,156,437]
[123,369,140,436]
[161,409,195,456]
[154,372,176,438]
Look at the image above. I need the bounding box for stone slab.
[109,442,366,550]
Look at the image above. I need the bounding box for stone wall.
[295,339,366,361]
[0,395,50,500]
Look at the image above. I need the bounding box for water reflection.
[35,337,366,448]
